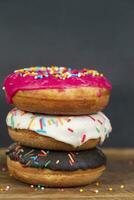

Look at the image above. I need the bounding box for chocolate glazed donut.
[6,143,106,187]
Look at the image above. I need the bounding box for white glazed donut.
[6,108,112,150]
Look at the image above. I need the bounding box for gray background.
[0,0,134,147]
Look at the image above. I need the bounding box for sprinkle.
[71,74,78,77]
[39,118,43,129]
[120,185,125,189]
[38,150,47,156]
[45,160,51,168]
[97,119,103,125]
[78,73,82,77]
[46,150,50,154]
[94,189,99,193]
[68,153,75,163]
[67,128,74,133]
[57,117,63,125]
[96,127,100,133]
[28,116,35,129]
[81,133,86,143]
[30,185,34,188]
[42,117,46,127]
[25,160,32,167]
[95,182,100,186]
[30,156,38,161]
[5,186,10,191]
[16,148,23,156]
[80,188,84,192]
[12,109,17,116]
[41,150,47,155]
[24,149,34,157]
[14,66,103,82]
[37,75,43,79]
[36,129,47,134]
[56,160,60,164]
[66,118,71,122]
[11,114,14,128]
[41,186,45,190]
[108,187,113,191]
[2,86,5,90]
[50,118,55,124]
[92,71,97,76]
[47,120,52,125]
[70,152,75,157]
[14,144,22,152]
[69,160,73,166]
[88,115,95,121]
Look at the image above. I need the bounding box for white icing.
[6,108,112,147]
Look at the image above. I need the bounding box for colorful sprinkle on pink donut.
[3,66,112,103]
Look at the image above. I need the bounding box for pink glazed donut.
[3,66,112,115]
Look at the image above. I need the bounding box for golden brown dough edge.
[7,157,106,187]
[8,127,100,151]
[12,87,110,115]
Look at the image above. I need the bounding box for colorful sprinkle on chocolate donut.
[6,143,107,171]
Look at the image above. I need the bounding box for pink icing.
[3,67,112,103]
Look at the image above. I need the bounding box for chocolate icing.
[6,143,106,171]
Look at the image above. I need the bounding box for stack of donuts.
[3,66,112,187]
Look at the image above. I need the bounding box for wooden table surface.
[0,148,134,200]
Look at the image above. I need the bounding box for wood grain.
[0,148,134,199]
